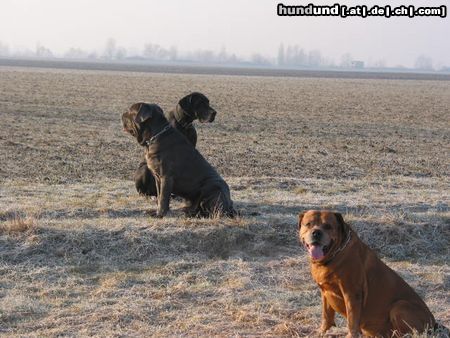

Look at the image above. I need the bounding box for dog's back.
[165,107,198,146]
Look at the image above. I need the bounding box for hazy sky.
[0,0,448,67]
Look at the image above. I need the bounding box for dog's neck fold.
[174,104,195,128]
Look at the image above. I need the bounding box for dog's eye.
[323,223,332,230]
[303,222,312,228]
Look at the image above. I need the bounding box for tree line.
[0,39,445,71]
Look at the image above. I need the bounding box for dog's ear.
[134,104,153,124]
[334,212,349,236]
[191,92,208,106]
[179,92,207,111]
[298,212,305,229]
[178,94,192,112]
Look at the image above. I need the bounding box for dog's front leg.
[318,292,336,335]
[156,176,173,218]
[341,287,363,338]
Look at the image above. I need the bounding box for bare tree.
[0,41,10,57]
[321,56,335,67]
[115,47,127,60]
[143,43,173,60]
[218,46,228,63]
[372,59,386,69]
[143,43,158,59]
[308,50,322,67]
[169,46,178,61]
[285,45,293,65]
[64,47,89,59]
[340,53,353,68]
[195,50,215,63]
[277,43,285,66]
[227,53,239,64]
[35,44,53,58]
[87,52,98,60]
[250,53,272,66]
[103,38,117,60]
[292,45,307,66]
[414,55,433,71]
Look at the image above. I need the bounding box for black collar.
[144,124,172,146]
[174,104,195,128]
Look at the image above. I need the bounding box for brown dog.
[298,210,436,337]
[122,102,235,218]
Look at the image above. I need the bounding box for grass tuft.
[0,214,37,235]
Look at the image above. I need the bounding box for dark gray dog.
[134,92,217,196]
[122,102,235,218]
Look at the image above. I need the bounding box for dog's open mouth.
[198,116,212,123]
[305,242,331,260]
[198,110,216,123]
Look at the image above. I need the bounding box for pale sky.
[0,0,448,67]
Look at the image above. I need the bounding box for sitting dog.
[122,102,235,218]
[298,210,437,338]
[134,92,216,196]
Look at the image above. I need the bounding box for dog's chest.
[314,273,347,315]
[144,151,163,175]
[322,285,346,313]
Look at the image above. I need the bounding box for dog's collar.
[321,230,352,266]
[144,124,172,146]
[174,104,195,128]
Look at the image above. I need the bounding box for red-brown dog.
[298,210,436,337]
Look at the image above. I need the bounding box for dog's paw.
[315,329,326,336]
[181,207,200,218]
[155,209,167,218]
[315,327,329,336]
[147,210,159,218]
[316,321,335,336]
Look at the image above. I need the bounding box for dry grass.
[0,66,449,337]
[0,214,36,235]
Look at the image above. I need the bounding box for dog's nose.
[209,110,216,122]
[312,230,322,241]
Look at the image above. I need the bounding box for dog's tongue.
[309,245,324,260]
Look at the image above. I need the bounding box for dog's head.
[179,92,217,123]
[298,210,349,262]
[122,103,167,145]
